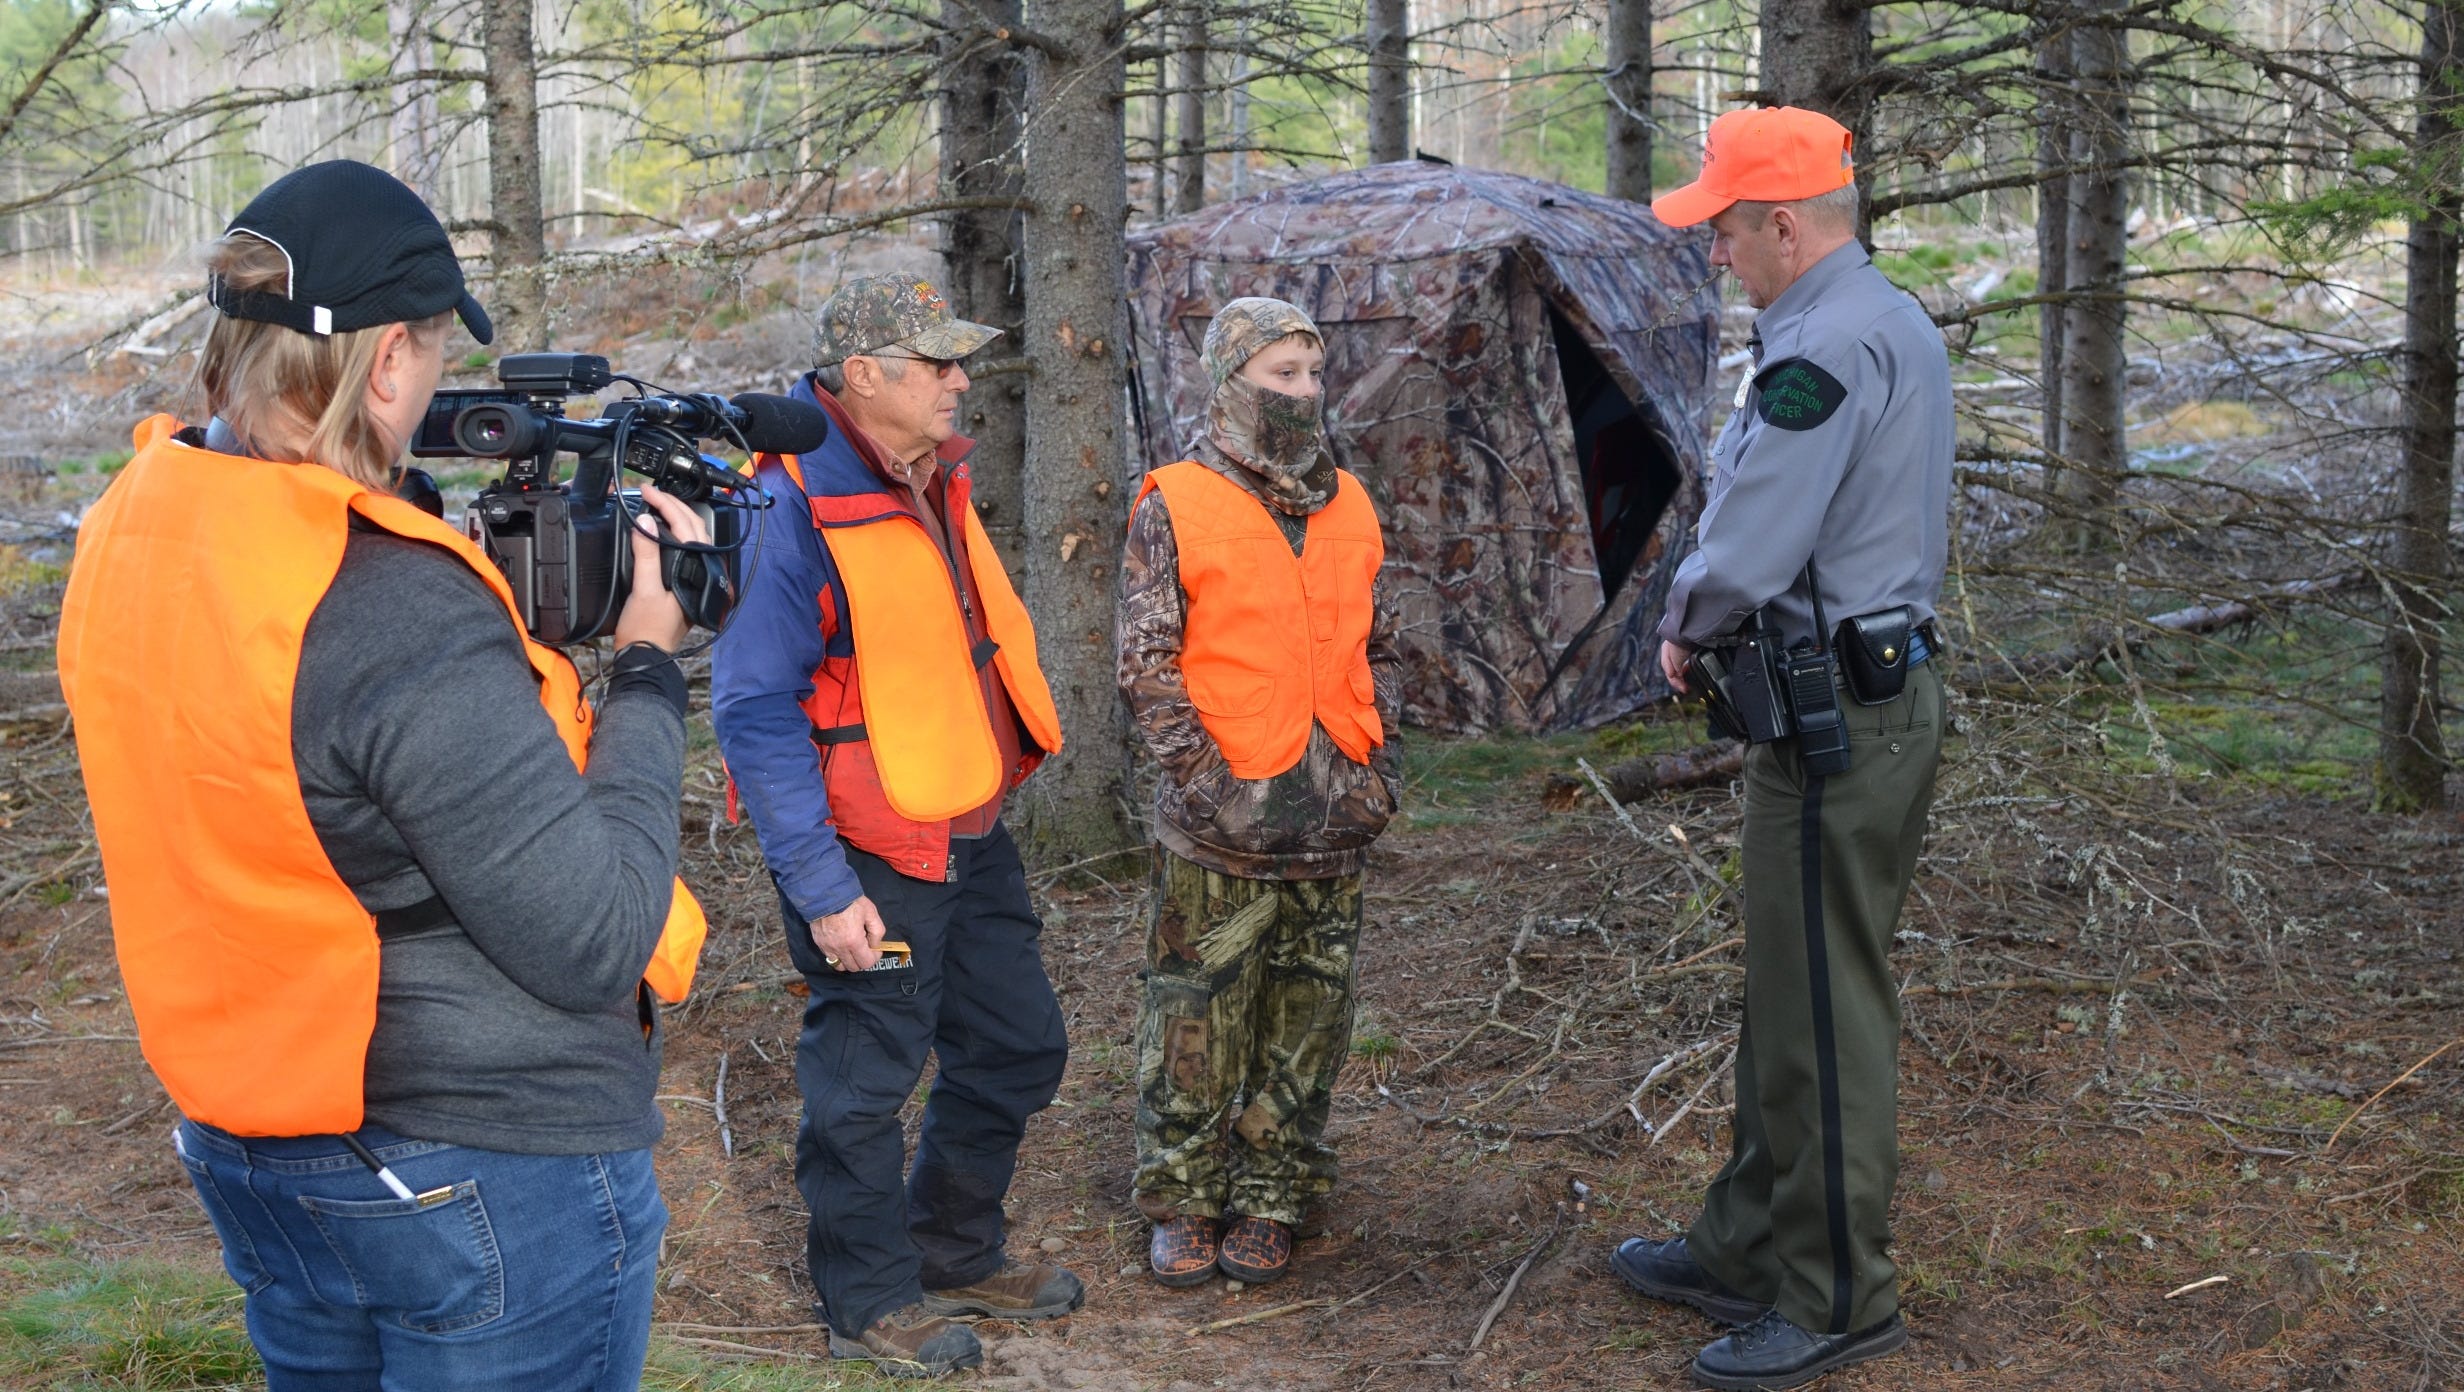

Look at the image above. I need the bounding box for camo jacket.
[1117,450,1404,881]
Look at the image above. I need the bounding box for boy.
[1115,298,1402,1286]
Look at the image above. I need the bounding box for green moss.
[0,1256,259,1389]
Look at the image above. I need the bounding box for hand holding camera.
[612,484,711,653]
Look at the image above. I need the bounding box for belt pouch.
[1836,606,1913,706]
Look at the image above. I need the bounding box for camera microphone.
[725,394,830,455]
[618,393,829,456]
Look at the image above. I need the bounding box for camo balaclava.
[1199,297,1336,516]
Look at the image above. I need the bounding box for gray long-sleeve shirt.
[293,527,687,1154]
[1661,242,1954,649]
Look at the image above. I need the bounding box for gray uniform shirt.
[1661,242,1954,649]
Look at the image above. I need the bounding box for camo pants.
[1132,850,1362,1226]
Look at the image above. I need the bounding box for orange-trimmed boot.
[1149,1216,1222,1287]
[1217,1216,1292,1284]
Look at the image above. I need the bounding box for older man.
[1607,109,1953,1390]
[712,275,1077,1378]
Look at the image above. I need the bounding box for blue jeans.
[175,1120,667,1392]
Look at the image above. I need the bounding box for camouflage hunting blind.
[1126,161,1719,734]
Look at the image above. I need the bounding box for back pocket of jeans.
[300,1180,504,1333]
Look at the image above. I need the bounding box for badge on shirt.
[1752,359,1847,431]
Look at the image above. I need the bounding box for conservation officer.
[1607,106,1953,1390]
[711,275,1079,1379]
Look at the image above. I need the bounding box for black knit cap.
[208,160,493,345]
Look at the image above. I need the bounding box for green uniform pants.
[1691,663,1943,1335]
[1132,851,1361,1226]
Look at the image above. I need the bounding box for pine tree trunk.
[1760,0,1872,232]
[941,0,1030,584]
[1228,20,1251,197]
[2035,14,2072,462]
[389,0,441,203]
[1148,54,1168,214]
[483,0,549,352]
[1367,0,1410,164]
[1603,0,1651,202]
[2379,0,2462,811]
[1015,0,1132,859]
[2054,0,2131,551]
[1174,6,1207,214]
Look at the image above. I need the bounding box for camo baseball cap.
[1201,297,1322,386]
[811,274,1001,366]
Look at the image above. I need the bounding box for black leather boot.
[1692,1309,1907,1390]
[1609,1236,1767,1326]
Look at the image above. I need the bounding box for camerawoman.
[57,159,719,1392]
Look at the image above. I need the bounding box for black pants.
[778,821,1068,1338]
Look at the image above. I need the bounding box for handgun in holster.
[1685,562,1852,777]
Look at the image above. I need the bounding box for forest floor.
[4,684,2461,1392]
[1,240,2460,1391]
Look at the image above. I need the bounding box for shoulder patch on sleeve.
[1752,358,1848,431]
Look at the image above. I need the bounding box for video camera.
[410,353,828,646]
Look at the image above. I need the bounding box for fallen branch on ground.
[1647,1042,1739,1147]
[1188,1244,1458,1335]
[1995,571,2369,680]
[1626,1034,1737,1125]
[1543,744,1745,810]
[1468,1205,1565,1351]
[0,1034,137,1050]
[2324,1037,2461,1152]
[659,1335,823,1360]
[1028,844,1149,886]
[1187,1298,1338,1335]
[1574,757,1645,839]
[1902,974,2162,998]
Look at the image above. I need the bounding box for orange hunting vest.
[57,415,707,1137]
[773,451,1064,825]
[1135,461,1384,779]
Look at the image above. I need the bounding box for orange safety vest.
[57,416,707,1137]
[772,451,1064,824]
[1135,461,1385,779]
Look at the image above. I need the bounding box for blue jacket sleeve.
[710,471,864,922]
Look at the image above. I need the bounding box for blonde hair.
[195,231,449,488]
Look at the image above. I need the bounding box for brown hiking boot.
[921,1258,1086,1320]
[1217,1216,1292,1284]
[827,1302,983,1378]
[1149,1215,1222,1287]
